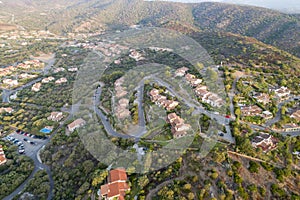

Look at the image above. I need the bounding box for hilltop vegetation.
[0,0,299,57]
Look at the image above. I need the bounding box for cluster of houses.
[0,65,15,77]
[149,88,179,111]
[2,78,18,87]
[167,113,191,138]
[0,107,13,114]
[129,49,144,61]
[18,60,44,69]
[175,67,224,107]
[114,77,130,119]
[148,86,190,138]
[0,145,7,166]
[271,86,291,101]
[79,41,128,58]
[251,132,278,152]
[99,168,130,200]
[32,77,68,92]
[0,30,61,40]
[53,67,78,73]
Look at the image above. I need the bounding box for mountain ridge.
[0,0,299,57]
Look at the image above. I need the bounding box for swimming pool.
[40,128,52,134]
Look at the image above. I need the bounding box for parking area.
[4,131,46,158]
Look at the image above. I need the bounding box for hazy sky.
[150,0,300,13]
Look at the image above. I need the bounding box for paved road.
[265,96,300,127]
[94,87,137,139]
[2,78,42,103]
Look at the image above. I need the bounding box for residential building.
[53,67,65,73]
[55,78,68,84]
[0,145,7,165]
[282,123,300,132]
[19,73,37,79]
[184,73,203,87]
[240,105,262,117]
[149,89,160,101]
[167,113,190,138]
[68,118,86,132]
[129,50,144,61]
[0,107,13,113]
[190,78,203,87]
[116,98,130,119]
[253,93,270,105]
[32,82,42,92]
[262,111,273,120]
[251,133,277,152]
[99,168,130,200]
[3,79,18,87]
[42,76,55,83]
[115,77,128,98]
[175,67,189,77]
[48,112,64,122]
[273,86,291,101]
[163,100,179,111]
[291,110,300,122]
[68,67,78,72]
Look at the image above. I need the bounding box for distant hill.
[0,0,299,57]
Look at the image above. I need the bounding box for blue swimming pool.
[40,128,52,134]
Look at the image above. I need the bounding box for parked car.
[18,149,25,154]
[23,138,28,142]
[17,141,23,146]
[13,140,19,144]
[30,141,36,145]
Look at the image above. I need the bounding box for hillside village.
[0,25,299,200]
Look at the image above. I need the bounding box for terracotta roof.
[107,182,129,198]
[100,184,109,196]
[109,168,127,182]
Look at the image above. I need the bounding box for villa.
[68,118,86,132]
[32,82,42,92]
[53,67,66,73]
[251,133,278,152]
[55,78,68,84]
[48,112,64,122]
[99,168,130,200]
[42,77,55,83]
[253,93,270,105]
[175,67,189,77]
